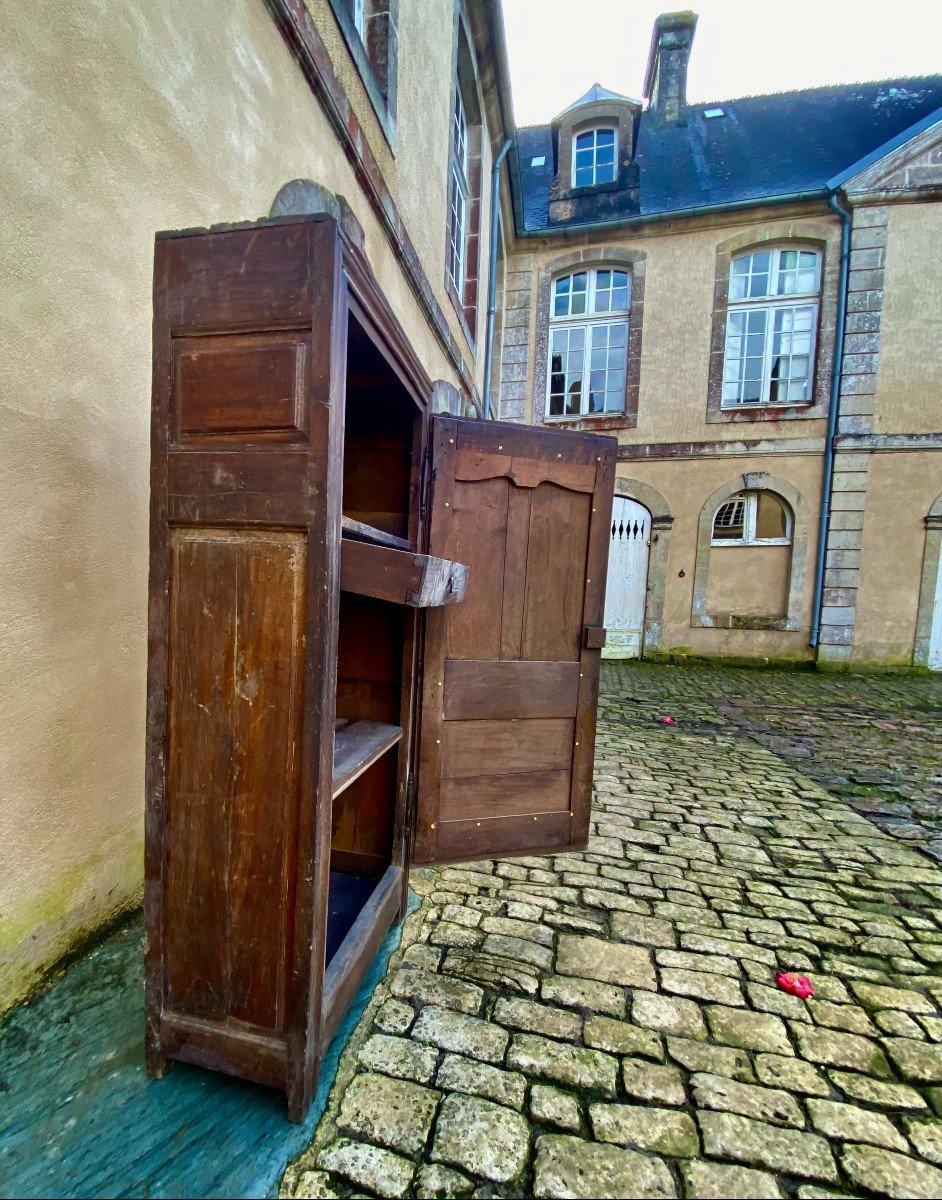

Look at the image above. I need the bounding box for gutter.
[483,138,513,419]
[514,188,827,239]
[809,189,853,649]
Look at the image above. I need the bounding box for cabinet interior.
[327,311,420,967]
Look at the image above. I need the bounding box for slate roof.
[556,82,641,116]
[516,77,942,232]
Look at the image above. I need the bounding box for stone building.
[0,0,512,1014]
[1,0,940,1023]
[494,13,942,672]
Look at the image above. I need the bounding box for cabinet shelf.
[341,515,413,551]
[340,535,468,609]
[332,720,403,799]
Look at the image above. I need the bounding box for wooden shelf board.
[341,515,413,551]
[332,719,403,798]
[340,537,468,608]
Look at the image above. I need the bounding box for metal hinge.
[403,771,416,853]
[420,447,434,529]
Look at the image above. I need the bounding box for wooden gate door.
[602,495,650,660]
[930,549,942,669]
[412,417,615,864]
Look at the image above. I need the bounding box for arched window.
[547,267,630,417]
[712,490,792,546]
[572,126,617,187]
[722,247,821,408]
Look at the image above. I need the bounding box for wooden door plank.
[521,484,591,663]
[499,486,532,661]
[446,476,509,661]
[440,770,571,822]
[443,659,581,721]
[442,718,573,779]
[436,811,573,861]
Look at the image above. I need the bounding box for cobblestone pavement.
[602,663,942,860]
[283,665,942,1199]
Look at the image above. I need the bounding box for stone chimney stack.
[643,11,698,127]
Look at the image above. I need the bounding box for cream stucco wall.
[855,452,942,663]
[875,203,942,436]
[512,209,837,444]
[308,0,495,376]
[613,454,821,662]
[708,545,790,618]
[0,0,482,1012]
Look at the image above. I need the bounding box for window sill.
[707,400,826,424]
[710,539,791,548]
[544,412,633,432]
[691,612,801,632]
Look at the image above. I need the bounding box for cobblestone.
[283,664,942,1199]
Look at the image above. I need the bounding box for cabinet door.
[412,416,615,864]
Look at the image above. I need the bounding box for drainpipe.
[483,138,513,419]
[809,189,853,649]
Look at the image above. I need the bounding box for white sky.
[502,0,942,126]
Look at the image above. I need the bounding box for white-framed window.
[572,126,617,188]
[352,0,365,39]
[721,247,821,407]
[547,268,630,418]
[712,491,792,546]
[447,87,469,294]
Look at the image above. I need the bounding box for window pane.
[570,275,587,311]
[596,128,615,146]
[596,160,616,183]
[575,131,593,150]
[714,495,746,539]
[609,322,627,346]
[755,492,788,540]
[574,165,592,187]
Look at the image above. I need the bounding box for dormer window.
[572,127,617,188]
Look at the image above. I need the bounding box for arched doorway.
[603,496,651,659]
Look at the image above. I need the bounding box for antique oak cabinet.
[145,214,616,1120]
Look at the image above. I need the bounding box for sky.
[502,0,942,126]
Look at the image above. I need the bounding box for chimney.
[643,11,698,127]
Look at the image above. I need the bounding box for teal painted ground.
[0,909,410,1199]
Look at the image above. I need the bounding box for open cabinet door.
[413,417,616,864]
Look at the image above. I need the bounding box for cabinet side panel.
[164,533,233,1019]
[164,528,306,1033]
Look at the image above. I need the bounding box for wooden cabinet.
[145,214,616,1120]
